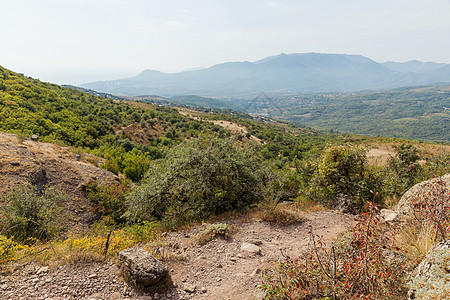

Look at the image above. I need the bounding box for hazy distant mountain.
[81,53,450,98]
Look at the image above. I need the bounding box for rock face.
[396,174,450,216]
[118,248,169,286]
[407,240,450,299]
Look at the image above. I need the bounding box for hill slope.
[81,53,450,97]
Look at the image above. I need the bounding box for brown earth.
[0,131,119,232]
[1,211,354,300]
[0,131,357,299]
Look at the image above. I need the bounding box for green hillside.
[0,65,352,181]
[272,86,450,142]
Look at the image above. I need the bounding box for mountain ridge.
[81,53,450,97]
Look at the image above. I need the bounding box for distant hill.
[274,85,450,143]
[81,53,450,97]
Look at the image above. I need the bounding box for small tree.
[386,144,421,197]
[309,144,381,211]
[126,135,274,228]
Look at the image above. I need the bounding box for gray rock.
[408,239,450,299]
[241,242,261,254]
[396,174,450,216]
[118,248,168,286]
[380,209,399,222]
[31,134,39,141]
[36,266,49,275]
[183,283,196,293]
[110,291,121,300]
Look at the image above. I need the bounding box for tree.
[126,135,273,228]
[310,144,381,211]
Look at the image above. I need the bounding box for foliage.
[385,144,422,197]
[0,185,66,243]
[86,183,130,225]
[198,223,231,245]
[410,177,449,241]
[0,234,28,263]
[260,202,408,299]
[273,86,450,143]
[126,135,274,228]
[309,144,382,211]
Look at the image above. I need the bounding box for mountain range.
[81,53,450,98]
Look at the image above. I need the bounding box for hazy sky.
[2,0,450,85]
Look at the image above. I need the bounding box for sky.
[2,0,450,85]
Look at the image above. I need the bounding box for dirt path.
[1,211,353,300]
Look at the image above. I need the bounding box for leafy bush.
[126,135,274,228]
[86,182,129,225]
[0,234,28,263]
[0,185,66,243]
[385,144,422,197]
[309,144,382,211]
[260,202,408,299]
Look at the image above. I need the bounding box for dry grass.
[396,219,437,264]
[256,201,308,226]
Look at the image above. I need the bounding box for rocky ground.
[0,132,119,232]
[1,211,354,300]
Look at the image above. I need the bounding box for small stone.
[230,257,237,262]
[75,154,81,161]
[87,274,98,279]
[110,292,121,300]
[241,242,261,255]
[0,284,8,290]
[250,268,261,277]
[9,161,20,166]
[200,287,207,293]
[216,263,223,268]
[36,266,49,275]
[183,283,196,293]
[31,134,39,141]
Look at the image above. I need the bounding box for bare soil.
[1,211,354,300]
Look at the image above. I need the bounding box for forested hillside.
[275,86,450,142]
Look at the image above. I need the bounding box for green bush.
[309,144,382,211]
[260,203,408,299]
[0,185,66,243]
[385,144,422,197]
[86,182,129,225]
[126,135,274,228]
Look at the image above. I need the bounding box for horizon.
[3,0,450,85]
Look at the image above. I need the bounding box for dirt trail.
[2,211,354,300]
[164,210,354,300]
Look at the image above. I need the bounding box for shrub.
[309,144,382,211]
[260,202,408,299]
[0,185,66,243]
[385,144,422,197]
[86,182,129,225]
[126,135,274,228]
[410,176,449,242]
[198,223,231,245]
[0,234,28,263]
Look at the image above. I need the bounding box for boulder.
[407,240,450,299]
[118,248,168,286]
[396,174,450,216]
